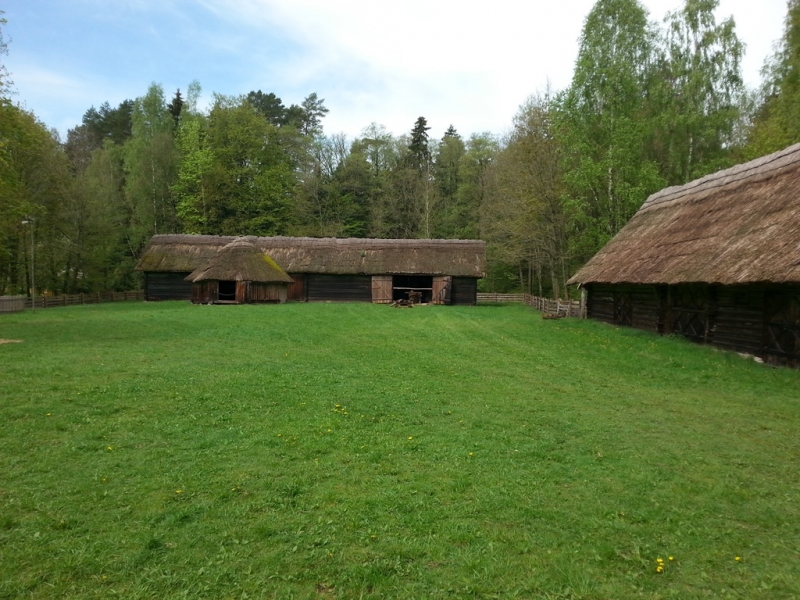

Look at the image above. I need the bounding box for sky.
[3,0,789,142]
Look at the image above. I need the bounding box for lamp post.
[21,218,34,310]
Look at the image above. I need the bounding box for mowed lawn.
[1,302,799,599]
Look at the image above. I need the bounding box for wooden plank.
[432,276,452,305]
[371,275,393,304]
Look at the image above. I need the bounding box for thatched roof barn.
[568,143,800,365]
[185,238,293,304]
[137,235,486,305]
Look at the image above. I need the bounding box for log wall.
[586,282,800,365]
[451,277,478,306]
[306,274,372,302]
[286,274,306,302]
[145,272,192,300]
[246,282,288,303]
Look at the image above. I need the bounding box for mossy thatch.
[137,236,486,277]
[185,238,293,284]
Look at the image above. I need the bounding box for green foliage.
[432,125,466,237]
[407,116,431,171]
[203,95,296,236]
[81,100,134,146]
[173,84,213,234]
[246,89,287,126]
[300,92,329,137]
[556,0,664,263]
[0,10,12,96]
[484,94,568,296]
[2,303,800,597]
[651,0,744,184]
[123,84,179,253]
[0,101,71,294]
[167,88,184,126]
[745,0,800,157]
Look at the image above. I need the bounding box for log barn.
[567,143,800,366]
[136,235,486,305]
[185,237,293,304]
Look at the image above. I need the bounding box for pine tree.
[167,89,184,128]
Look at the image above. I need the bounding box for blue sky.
[4,0,788,141]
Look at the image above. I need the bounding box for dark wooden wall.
[451,277,478,306]
[147,270,480,306]
[145,272,192,300]
[246,282,288,303]
[191,280,218,304]
[286,274,305,302]
[306,275,372,302]
[586,283,800,365]
[586,284,662,332]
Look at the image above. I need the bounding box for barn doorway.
[393,275,433,303]
[218,280,236,302]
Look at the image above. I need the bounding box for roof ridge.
[641,142,800,211]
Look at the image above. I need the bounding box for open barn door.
[371,275,393,304]
[432,276,452,305]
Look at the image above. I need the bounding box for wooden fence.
[477,292,584,318]
[21,291,144,310]
[0,295,26,313]
[476,292,526,303]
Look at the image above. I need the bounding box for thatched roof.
[137,235,486,278]
[185,238,293,283]
[568,143,800,286]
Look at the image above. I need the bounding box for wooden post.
[580,287,587,319]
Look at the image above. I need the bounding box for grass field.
[1,301,799,599]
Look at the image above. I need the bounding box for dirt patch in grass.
[0,339,22,344]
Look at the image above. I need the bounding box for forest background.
[3,0,800,299]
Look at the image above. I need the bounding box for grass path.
[1,302,799,599]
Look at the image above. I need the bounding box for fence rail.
[476,293,526,303]
[20,291,144,310]
[478,292,584,318]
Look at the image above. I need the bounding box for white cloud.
[197,0,785,140]
[6,0,788,140]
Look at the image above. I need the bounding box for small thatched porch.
[185,238,293,304]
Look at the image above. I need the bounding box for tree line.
[3,0,800,298]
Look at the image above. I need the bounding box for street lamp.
[21,218,34,310]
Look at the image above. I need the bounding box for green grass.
[1,302,799,599]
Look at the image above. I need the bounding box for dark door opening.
[218,280,236,302]
[392,275,433,303]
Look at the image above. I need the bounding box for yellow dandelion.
[107,446,113,451]
[469,452,474,456]
[408,436,413,440]
[656,565,664,573]
[735,556,741,561]
[175,489,183,494]
[46,413,51,416]
[277,433,282,437]
[669,556,674,561]
[657,558,664,564]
